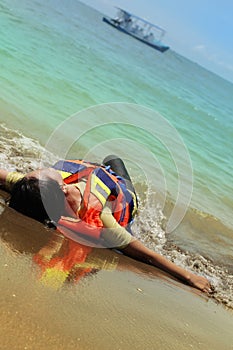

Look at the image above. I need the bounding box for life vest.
[53,160,136,240]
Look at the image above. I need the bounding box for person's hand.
[188,274,213,293]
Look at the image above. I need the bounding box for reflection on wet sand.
[0,204,162,289]
[0,197,181,293]
[33,234,120,289]
[0,203,117,287]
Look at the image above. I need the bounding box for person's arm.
[121,239,213,293]
[100,206,212,293]
[0,169,9,187]
[0,170,24,191]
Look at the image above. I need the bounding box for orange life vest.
[53,160,136,240]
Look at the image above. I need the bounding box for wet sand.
[0,194,233,350]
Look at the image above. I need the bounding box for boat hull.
[103,17,169,53]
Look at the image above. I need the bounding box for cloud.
[192,44,206,52]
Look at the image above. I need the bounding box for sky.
[82,0,233,83]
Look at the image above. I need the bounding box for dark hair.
[9,177,65,226]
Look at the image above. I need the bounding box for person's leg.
[103,155,138,232]
[102,155,136,195]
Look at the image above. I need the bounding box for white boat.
[103,8,169,53]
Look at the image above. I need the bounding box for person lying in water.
[0,155,213,293]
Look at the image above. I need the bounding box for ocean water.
[0,0,233,308]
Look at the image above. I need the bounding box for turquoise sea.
[0,0,233,311]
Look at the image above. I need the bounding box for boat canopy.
[114,7,166,41]
[103,7,169,52]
